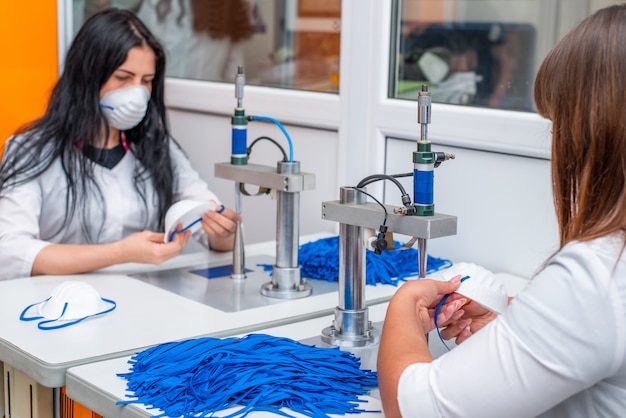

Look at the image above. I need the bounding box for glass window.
[391,0,622,111]
[71,0,341,93]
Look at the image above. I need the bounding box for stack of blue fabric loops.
[282,235,452,286]
[117,334,378,417]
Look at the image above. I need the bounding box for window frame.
[58,0,553,185]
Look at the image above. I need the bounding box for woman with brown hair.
[378,4,626,417]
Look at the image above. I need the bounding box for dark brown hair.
[534,4,626,247]
[2,9,174,239]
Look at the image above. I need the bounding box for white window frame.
[58,0,553,188]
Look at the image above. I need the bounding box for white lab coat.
[398,234,626,417]
[0,139,220,280]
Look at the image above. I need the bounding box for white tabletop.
[0,234,400,388]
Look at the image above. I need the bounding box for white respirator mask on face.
[19,281,116,330]
[99,85,151,130]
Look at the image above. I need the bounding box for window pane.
[72,0,341,93]
[392,0,622,111]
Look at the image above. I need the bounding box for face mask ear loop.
[434,275,471,351]
[35,298,117,331]
[168,217,203,242]
[19,297,52,321]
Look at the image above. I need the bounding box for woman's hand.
[438,295,498,344]
[116,226,190,265]
[378,275,465,418]
[200,207,242,251]
[31,225,191,276]
[405,275,467,333]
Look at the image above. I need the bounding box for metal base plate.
[260,281,313,299]
[320,325,381,348]
[131,255,337,312]
[300,323,382,372]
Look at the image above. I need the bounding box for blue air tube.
[249,115,294,162]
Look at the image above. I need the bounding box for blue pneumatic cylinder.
[231,66,248,165]
[414,165,434,205]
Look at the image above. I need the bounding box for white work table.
[0,234,400,389]
[63,271,530,418]
[65,303,391,418]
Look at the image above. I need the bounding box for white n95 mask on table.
[100,85,150,130]
[20,281,116,330]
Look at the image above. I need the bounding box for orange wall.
[0,2,58,149]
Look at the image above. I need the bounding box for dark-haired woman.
[0,9,239,280]
[378,4,626,417]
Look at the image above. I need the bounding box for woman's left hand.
[200,207,242,251]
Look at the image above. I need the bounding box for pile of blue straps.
[293,235,452,286]
[117,334,378,417]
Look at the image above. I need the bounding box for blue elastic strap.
[434,275,470,351]
[19,297,117,330]
[117,334,378,417]
[168,204,225,241]
[168,217,202,242]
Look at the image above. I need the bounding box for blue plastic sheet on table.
[117,333,379,418]
[190,264,253,279]
[260,235,452,286]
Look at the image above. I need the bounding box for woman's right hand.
[115,226,190,265]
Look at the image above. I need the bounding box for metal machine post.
[320,85,456,346]
[413,84,454,278]
[215,67,315,298]
[231,182,246,280]
[261,161,311,298]
[321,187,376,346]
[320,191,457,346]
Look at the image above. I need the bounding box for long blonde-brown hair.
[534,4,626,248]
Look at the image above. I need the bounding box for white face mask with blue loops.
[20,281,116,330]
[100,85,150,130]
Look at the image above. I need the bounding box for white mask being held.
[100,85,150,130]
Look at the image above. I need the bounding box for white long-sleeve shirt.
[398,235,626,417]
[0,141,220,280]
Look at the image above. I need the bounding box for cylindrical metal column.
[322,186,378,347]
[338,187,366,312]
[261,161,311,298]
[276,161,299,270]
